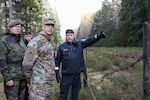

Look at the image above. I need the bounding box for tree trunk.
[8,0,13,20]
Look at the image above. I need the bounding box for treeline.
[1,0,150,47]
[0,0,61,48]
[77,0,150,47]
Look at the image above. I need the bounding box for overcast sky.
[49,0,108,39]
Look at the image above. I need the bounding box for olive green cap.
[43,18,55,25]
[8,19,22,27]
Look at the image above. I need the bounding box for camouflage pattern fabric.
[0,33,27,100]
[0,34,26,81]
[4,79,27,100]
[29,82,54,100]
[22,31,55,100]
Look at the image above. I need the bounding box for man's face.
[9,25,21,34]
[66,33,75,42]
[24,34,32,42]
[42,24,54,35]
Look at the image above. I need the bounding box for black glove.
[55,70,60,83]
[94,31,106,40]
[98,31,106,38]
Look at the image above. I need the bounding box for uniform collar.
[40,31,52,41]
[6,32,21,42]
[66,40,77,47]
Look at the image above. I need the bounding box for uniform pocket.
[32,84,53,97]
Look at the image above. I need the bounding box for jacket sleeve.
[81,34,100,48]
[0,40,12,82]
[55,46,61,71]
[22,45,38,84]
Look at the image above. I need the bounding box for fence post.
[143,21,150,100]
[81,48,88,87]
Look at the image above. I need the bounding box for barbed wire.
[101,74,140,100]
[97,51,142,60]
[84,50,144,99]
[83,72,97,100]
[100,55,144,82]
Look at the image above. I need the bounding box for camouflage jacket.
[22,31,55,84]
[0,33,26,82]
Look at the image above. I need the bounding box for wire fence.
[83,48,143,100]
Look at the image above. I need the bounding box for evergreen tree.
[118,0,145,46]
[90,0,119,47]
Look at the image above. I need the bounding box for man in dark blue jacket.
[55,29,106,100]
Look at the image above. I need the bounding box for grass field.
[0,47,143,100]
[0,79,6,100]
[86,47,143,100]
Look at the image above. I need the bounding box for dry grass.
[0,47,143,100]
[0,79,6,100]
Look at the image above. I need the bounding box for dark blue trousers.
[60,74,81,100]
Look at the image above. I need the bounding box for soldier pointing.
[55,29,106,100]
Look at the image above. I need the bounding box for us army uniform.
[22,19,55,100]
[0,20,27,100]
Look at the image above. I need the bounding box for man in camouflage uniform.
[0,19,27,100]
[22,18,56,100]
[23,30,33,100]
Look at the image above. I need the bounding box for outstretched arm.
[82,31,106,48]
